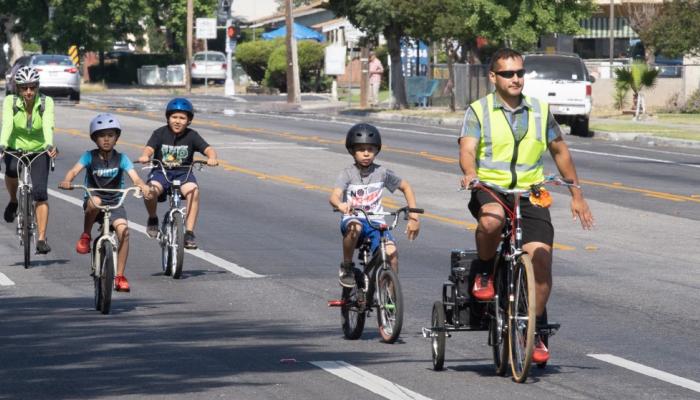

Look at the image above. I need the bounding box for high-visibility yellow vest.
[470,93,548,189]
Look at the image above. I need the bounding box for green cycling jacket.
[0,94,55,151]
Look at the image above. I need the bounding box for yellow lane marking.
[580,179,700,204]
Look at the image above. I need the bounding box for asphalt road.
[0,93,698,399]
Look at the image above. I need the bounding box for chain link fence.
[428,64,491,109]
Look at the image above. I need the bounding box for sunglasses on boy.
[493,69,526,79]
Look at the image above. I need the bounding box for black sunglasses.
[18,84,38,91]
[494,69,526,78]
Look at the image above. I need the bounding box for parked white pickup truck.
[522,53,594,137]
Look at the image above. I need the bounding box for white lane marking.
[47,188,264,278]
[310,361,432,400]
[610,144,700,157]
[216,145,326,150]
[570,148,700,169]
[588,354,700,393]
[0,272,15,286]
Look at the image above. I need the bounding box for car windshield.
[32,55,74,66]
[194,53,225,62]
[524,56,587,81]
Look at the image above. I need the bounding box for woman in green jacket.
[1,66,58,254]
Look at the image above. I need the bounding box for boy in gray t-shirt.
[329,123,421,288]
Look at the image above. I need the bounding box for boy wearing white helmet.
[59,114,151,292]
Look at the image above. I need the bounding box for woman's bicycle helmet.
[14,66,40,86]
[165,97,194,120]
[89,113,122,141]
[345,123,382,154]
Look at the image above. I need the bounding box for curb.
[592,130,700,148]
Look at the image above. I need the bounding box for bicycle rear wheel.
[171,213,185,279]
[97,241,115,315]
[508,253,536,382]
[431,301,446,370]
[20,189,31,269]
[376,268,403,343]
[490,263,509,376]
[341,269,366,339]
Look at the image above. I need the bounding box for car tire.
[571,117,591,137]
[69,90,80,103]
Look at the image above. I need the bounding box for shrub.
[236,39,281,84]
[682,88,700,113]
[264,40,326,92]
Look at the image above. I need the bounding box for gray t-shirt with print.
[334,163,402,221]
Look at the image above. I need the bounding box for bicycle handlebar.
[58,185,143,211]
[466,175,580,195]
[335,206,424,231]
[0,146,56,171]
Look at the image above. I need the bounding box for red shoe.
[115,275,131,292]
[533,336,550,364]
[76,233,91,254]
[472,273,495,301]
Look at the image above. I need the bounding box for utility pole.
[186,0,194,92]
[285,0,301,104]
[609,0,614,67]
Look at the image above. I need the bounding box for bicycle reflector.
[530,187,552,208]
[328,300,346,307]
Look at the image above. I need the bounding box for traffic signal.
[227,25,236,40]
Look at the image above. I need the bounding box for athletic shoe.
[115,275,131,292]
[76,233,91,254]
[146,216,159,238]
[36,240,51,254]
[4,201,17,223]
[338,261,355,288]
[184,231,197,249]
[533,336,550,364]
[472,273,495,301]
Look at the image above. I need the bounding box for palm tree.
[614,61,660,119]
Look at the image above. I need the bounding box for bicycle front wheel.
[376,268,403,344]
[97,241,115,315]
[160,214,171,275]
[20,189,31,269]
[508,253,536,383]
[490,263,509,376]
[171,213,185,279]
[431,301,446,370]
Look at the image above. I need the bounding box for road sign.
[324,46,346,75]
[196,18,217,39]
[68,45,79,65]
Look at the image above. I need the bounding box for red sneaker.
[533,336,550,364]
[472,273,495,301]
[115,275,131,292]
[76,233,91,254]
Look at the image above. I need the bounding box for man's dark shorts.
[148,169,198,203]
[83,198,127,224]
[468,189,554,246]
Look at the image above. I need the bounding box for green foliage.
[614,84,629,111]
[649,0,700,58]
[235,39,281,84]
[682,88,700,113]
[264,40,326,92]
[614,61,660,96]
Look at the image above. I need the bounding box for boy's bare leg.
[113,219,129,276]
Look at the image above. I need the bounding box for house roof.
[249,0,329,28]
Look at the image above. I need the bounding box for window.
[524,56,587,81]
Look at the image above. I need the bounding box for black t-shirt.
[146,126,210,166]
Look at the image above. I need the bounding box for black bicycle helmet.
[345,123,382,154]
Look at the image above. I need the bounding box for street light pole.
[186,0,194,93]
[609,0,614,66]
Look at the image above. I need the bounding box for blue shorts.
[340,218,395,255]
[148,169,197,202]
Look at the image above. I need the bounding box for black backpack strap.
[38,95,45,117]
[11,95,44,117]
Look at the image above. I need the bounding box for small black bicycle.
[329,206,424,343]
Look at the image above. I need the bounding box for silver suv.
[522,53,593,137]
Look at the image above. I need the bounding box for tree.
[327,0,416,108]
[649,0,700,59]
[625,2,664,64]
[614,61,659,119]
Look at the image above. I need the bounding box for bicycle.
[142,159,208,279]
[423,175,575,382]
[328,206,424,343]
[0,147,54,269]
[58,185,142,315]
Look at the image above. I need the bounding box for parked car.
[5,54,80,102]
[191,51,227,83]
[522,53,593,137]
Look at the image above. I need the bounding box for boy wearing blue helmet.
[59,113,151,292]
[137,98,218,249]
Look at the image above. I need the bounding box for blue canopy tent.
[261,22,325,42]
